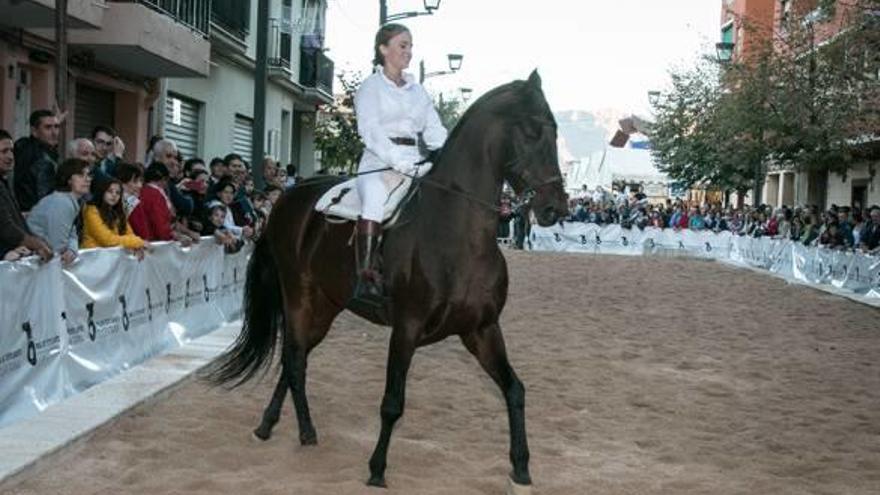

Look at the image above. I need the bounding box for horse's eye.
[520,124,541,140]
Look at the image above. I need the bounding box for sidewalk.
[0,322,239,484]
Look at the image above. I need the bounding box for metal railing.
[211,0,250,40]
[268,18,292,70]
[129,0,212,37]
[300,47,333,95]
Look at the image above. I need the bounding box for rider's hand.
[393,161,416,176]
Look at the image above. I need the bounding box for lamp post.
[715,41,735,64]
[419,53,462,84]
[459,87,473,102]
[380,0,441,26]
[647,90,661,107]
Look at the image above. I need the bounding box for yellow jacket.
[81,204,145,250]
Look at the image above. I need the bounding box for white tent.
[564,147,668,195]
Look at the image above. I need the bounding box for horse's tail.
[208,235,283,387]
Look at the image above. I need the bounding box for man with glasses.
[91,125,125,178]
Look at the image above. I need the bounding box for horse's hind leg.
[367,328,418,487]
[253,372,287,440]
[283,295,338,446]
[461,323,532,487]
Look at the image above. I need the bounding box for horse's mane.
[443,80,529,146]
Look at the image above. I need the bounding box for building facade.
[163,0,332,176]
[721,0,879,210]
[0,0,331,175]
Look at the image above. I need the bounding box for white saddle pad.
[314,163,433,222]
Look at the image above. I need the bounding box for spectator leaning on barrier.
[859,206,880,254]
[0,129,53,262]
[26,158,91,266]
[91,125,124,179]
[14,109,60,212]
[129,162,176,242]
[116,162,144,217]
[201,203,243,253]
[81,178,146,258]
[210,177,253,240]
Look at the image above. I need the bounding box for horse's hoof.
[366,475,387,488]
[506,476,532,495]
[299,431,318,446]
[252,427,272,441]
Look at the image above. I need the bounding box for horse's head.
[498,71,568,226]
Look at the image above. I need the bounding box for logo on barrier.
[621,236,628,246]
[554,233,562,242]
[145,288,153,322]
[119,295,130,332]
[22,322,37,366]
[165,283,172,314]
[86,302,97,342]
[595,234,602,245]
[647,238,655,248]
[184,279,191,309]
[234,268,239,286]
[580,234,587,245]
[705,242,712,252]
[203,274,210,302]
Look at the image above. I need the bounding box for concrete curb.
[0,322,240,485]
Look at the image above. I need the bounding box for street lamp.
[647,90,661,106]
[715,41,735,64]
[459,87,473,102]
[380,0,442,25]
[419,53,463,84]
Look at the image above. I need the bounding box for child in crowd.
[81,178,147,259]
[202,203,243,253]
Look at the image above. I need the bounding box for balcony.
[300,47,333,103]
[0,0,104,29]
[129,0,211,37]
[268,18,292,71]
[62,1,211,78]
[210,0,250,53]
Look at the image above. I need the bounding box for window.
[780,0,792,28]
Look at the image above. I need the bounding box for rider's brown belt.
[389,137,416,146]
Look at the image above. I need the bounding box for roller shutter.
[74,84,115,140]
[165,93,201,160]
[233,114,254,161]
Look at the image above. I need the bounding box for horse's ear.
[527,70,542,89]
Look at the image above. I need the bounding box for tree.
[314,71,365,175]
[651,0,879,205]
[435,94,465,131]
[650,57,774,200]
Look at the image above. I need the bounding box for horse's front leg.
[367,327,418,487]
[461,322,531,488]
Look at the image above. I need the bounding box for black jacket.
[0,176,30,258]
[13,137,58,212]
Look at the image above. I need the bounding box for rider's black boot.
[348,219,388,320]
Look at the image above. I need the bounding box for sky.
[325,0,722,116]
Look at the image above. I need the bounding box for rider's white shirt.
[355,68,447,173]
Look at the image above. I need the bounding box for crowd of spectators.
[0,109,299,265]
[552,185,880,255]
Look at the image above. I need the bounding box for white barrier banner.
[0,240,251,428]
[0,258,66,423]
[531,223,880,301]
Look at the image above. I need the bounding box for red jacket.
[129,184,174,241]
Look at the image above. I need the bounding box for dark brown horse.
[210,71,568,489]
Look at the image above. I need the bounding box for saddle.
[314,163,432,229]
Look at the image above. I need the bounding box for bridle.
[408,134,564,213]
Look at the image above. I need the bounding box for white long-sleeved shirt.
[354,69,447,172]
